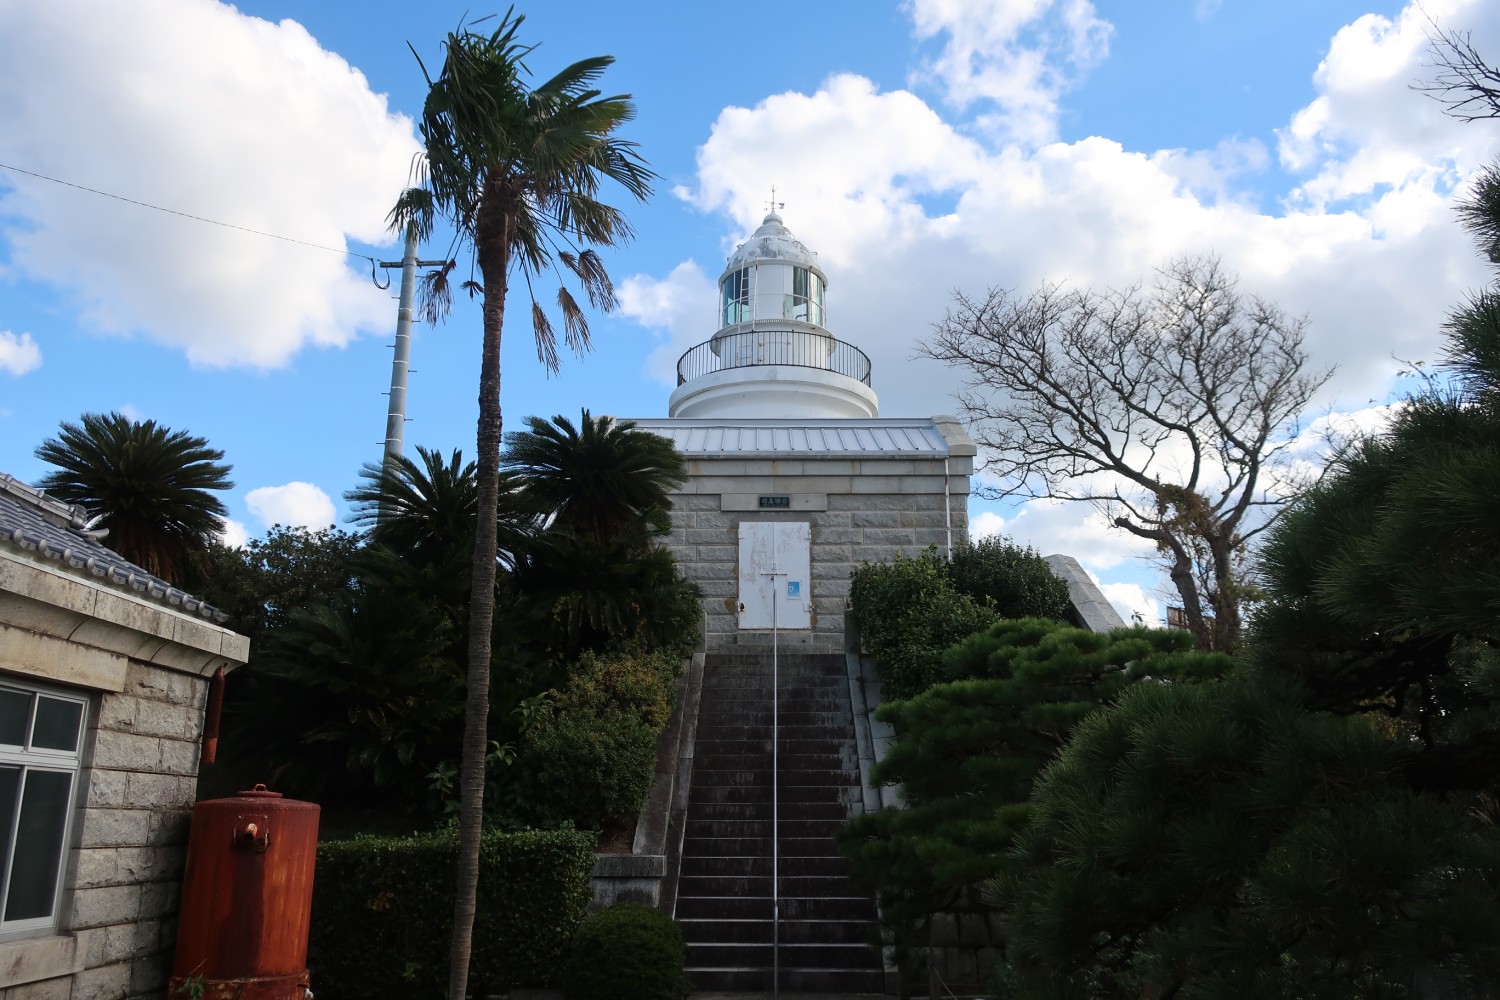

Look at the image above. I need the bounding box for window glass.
[0,692,28,747]
[0,766,18,876]
[0,682,85,933]
[31,698,81,753]
[4,770,72,922]
[722,268,750,326]
[787,267,825,324]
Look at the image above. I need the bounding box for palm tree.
[348,445,537,573]
[33,411,233,586]
[391,14,652,996]
[503,409,685,545]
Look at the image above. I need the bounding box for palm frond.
[531,298,560,373]
[387,185,437,241]
[556,285,592,356]
[420,260,456,325]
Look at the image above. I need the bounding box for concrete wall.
[663,455,972,651]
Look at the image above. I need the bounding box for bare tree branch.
[921,257,1333,650]
[1417,22,1500,122]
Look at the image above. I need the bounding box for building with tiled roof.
[0,470,248,997]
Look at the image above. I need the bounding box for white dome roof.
[724,211,822,275]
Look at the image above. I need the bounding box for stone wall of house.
[1,661,209,1000]
[664,455,972,651]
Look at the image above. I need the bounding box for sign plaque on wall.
[758,495,791,509]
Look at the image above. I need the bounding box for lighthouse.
[631,211,976,650]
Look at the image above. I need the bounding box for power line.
[0,160,381,265]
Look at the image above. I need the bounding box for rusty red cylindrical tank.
[170,784,321,1000]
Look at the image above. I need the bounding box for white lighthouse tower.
[631,211,976,650]
[669,211,879,420]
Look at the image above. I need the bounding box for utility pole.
[378,222,447,475]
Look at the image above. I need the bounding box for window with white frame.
[0,680,86,935]
[722,267,751,326]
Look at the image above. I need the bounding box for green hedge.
[849,549,998,700]
[309,827,594,997]
[511,646,679,829]
[947,537,1073,622]
[564,903,691,1000]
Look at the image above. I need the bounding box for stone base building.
[0,474,247,999]
[632,417,974,651]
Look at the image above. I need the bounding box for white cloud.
[1277,0,1498,209]
[970,497,1155,573]
[665,1,1497,422]
[218,518,250,550]
[1097,580,1159,627]
[618,260,720,385]
[905,0,1112,145]
[0,0,420,368]
[0,331,40,375]
[245,482,336,530]
[640,0,1499,620]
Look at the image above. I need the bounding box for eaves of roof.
[624,417,954,459]
[0,473,227,622]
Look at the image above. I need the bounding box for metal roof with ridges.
[624,418,952,458]
[0,473,227,622]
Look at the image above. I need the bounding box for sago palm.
[503,409,685,546]
[390,13,653,996]
[34,411,233,586]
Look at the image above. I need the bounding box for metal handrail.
[676,329,873,386]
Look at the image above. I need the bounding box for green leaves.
[839,616,1228,969]
[311,828,596,995]
[34,410,233,585]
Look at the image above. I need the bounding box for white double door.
[738,521,811,630]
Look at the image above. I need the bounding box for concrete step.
[675,895,876,921]
[687,942,881,971]
[681,836,769,857]
[694,752,853,773]
[685,808,851,827]
[679,874,772,897]
[676,873,870,896]
[700,679,846,693]
[686,966,887,993]
[678,855,853,878]
[681,855,772,878]
[777,836,846,857]
[697,711,854,727]
[778,769,862,787]
[698,724,858,741]
[778,785,860,805]
[691,768,859,789]
[678,918,874,946]
[683,650,882,994]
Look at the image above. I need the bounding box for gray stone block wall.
[14,661,208,1000]
[664,456,971,651]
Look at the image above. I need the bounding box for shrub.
[849,549,998,699]
[837,618,1232,971]
[947,536,1072,622]
[510,647,679,828]
[563,903,691,1000]
[309,827,594,997]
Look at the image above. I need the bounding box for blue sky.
[2,0,1497,622]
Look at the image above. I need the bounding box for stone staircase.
[676,650,884,993]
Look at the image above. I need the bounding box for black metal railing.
[676,329,873,386]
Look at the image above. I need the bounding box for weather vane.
[767,185,784,213]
